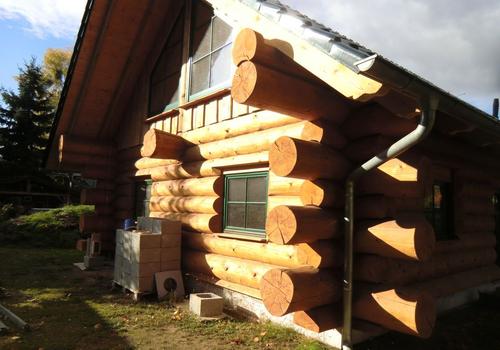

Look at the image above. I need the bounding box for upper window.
[223,171,268,237]
[188,0,233,98]
[149,8,185,116]
[424,182,455,240]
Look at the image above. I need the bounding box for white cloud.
[281,0,500,113]
[0,0,86,39]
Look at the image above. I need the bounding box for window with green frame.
[424,181,455,240]
[223,171,268,236]
[148,6,185,116]
[188,0,233,99]
[135,180,152,218]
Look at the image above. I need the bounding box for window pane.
[212,17,232,50]
[190,56,210,95]
[247,176,266,202]
[193,0,212,28]
[246,204,266,230]
[192,23,211,60]
[210,46,232,88]
[227,203,245,228]
[227,178,246,202]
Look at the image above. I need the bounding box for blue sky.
[0,0,498,115]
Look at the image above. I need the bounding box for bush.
[0,203,16,222]
[0,205,94,248]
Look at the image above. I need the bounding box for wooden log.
[149,212,221,233]
[268,175,344,208]
[232,28,323,85]
[59,151,113,169]
[135,157,179,170]
[114,210,134,221]
[232,61,351,123]
[149,196,222,214]
[117,145,141,161]
[459,215,496,233]
[94,205,113,216]
[79,214,114,233]
[269,137,351,180]
[183,120,347,162]
[434,232,496,254]
[293,304,342,333]
[81,166,115,180]
[354,215,435,261]
[411,265,500,298]
[180,110,300,145]
[149,152,269,181]
[260,267,341,316]
[355,248,497,285]
[456,197,495,215]
[59,134,115,157]
[115,183,135,197]
[455,180,495,198]
[140,128,187,158]
[80,189,113,205]
[266,206,342,244]
[183,250,279,289]
[355,195,423,219]
[184,233,342,269]
[267,196,304,212]
[95,180,115,191]
[114,196,134,211]
[344,135,394,163]
[151,177,223,197]
[353,287,436,338]
[341,104,417,140]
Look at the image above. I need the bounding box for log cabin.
[45,0,500,348]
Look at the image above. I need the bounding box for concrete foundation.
[185,274,500,349]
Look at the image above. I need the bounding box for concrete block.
[129,248,161,263]
[155,270,184,301]
[130,231,161,249]
[130,262,161,278]
[157,219,181,235]
[127,274,155,293]
[161,232,182,248]
[189,292,224,317]
[161,247,181,262]
[137,217,152,232]
[160,259,181,271]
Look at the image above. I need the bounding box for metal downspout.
[341,96,439,350]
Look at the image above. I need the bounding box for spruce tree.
[0,57,54,170]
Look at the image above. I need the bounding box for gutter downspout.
[341,96,438,350]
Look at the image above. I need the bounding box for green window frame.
[424,181,455,241]
[223,171,268,237]
[187,0,233,101]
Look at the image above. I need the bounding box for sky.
[0,0,498,114]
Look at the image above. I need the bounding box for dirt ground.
[1,247,499,350]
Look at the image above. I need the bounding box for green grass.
[0,247,330,350]
[0,205,93,247]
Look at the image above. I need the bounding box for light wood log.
[59,134,115,157]
[434,232,496,254]
[293,304,342,333]
[355,248,497,285]
[140,128,187,158]
[266,206,342,244]
[412,265,500,298]
[267,196,304,212]
[269,137,351,180]
[149,212,221,233]
[354,215,435,261]
[341,104,417,140]
[232,28,323,85]
[184,233,342,268]
[151,177,223,197]
[135,157,179,170]
[260,267,341,316]
[149,152,269,181]
[80,189,113,205]
[183,120,347,162]
[268,175,344,208]
[149,196,222,214]
[183,250,279,289]
[180,110,300,145]
[79,214,114,233]
[232,61,351,123]
[353,287,436,338]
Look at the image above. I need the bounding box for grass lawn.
[0,247,328,350]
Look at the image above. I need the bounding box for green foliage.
[43,48,72,109]
[0,203,16,221]
[0,205,94,247]
[0,57,54,169]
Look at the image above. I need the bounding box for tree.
[0,57,54,169]
[42,48,72,109]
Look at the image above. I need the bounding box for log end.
[265,205,297,245]
[398,215,436,261]
[293,305,342,333]
[232,28,260,66]
[140,129,159,158]
[231,61,258,104]
[260,268,294,316]
[269,136,298,178]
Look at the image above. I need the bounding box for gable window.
[223,171,268,237]
[149,7,185,116]
[188,0,233,99]
[425,181,455,240]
